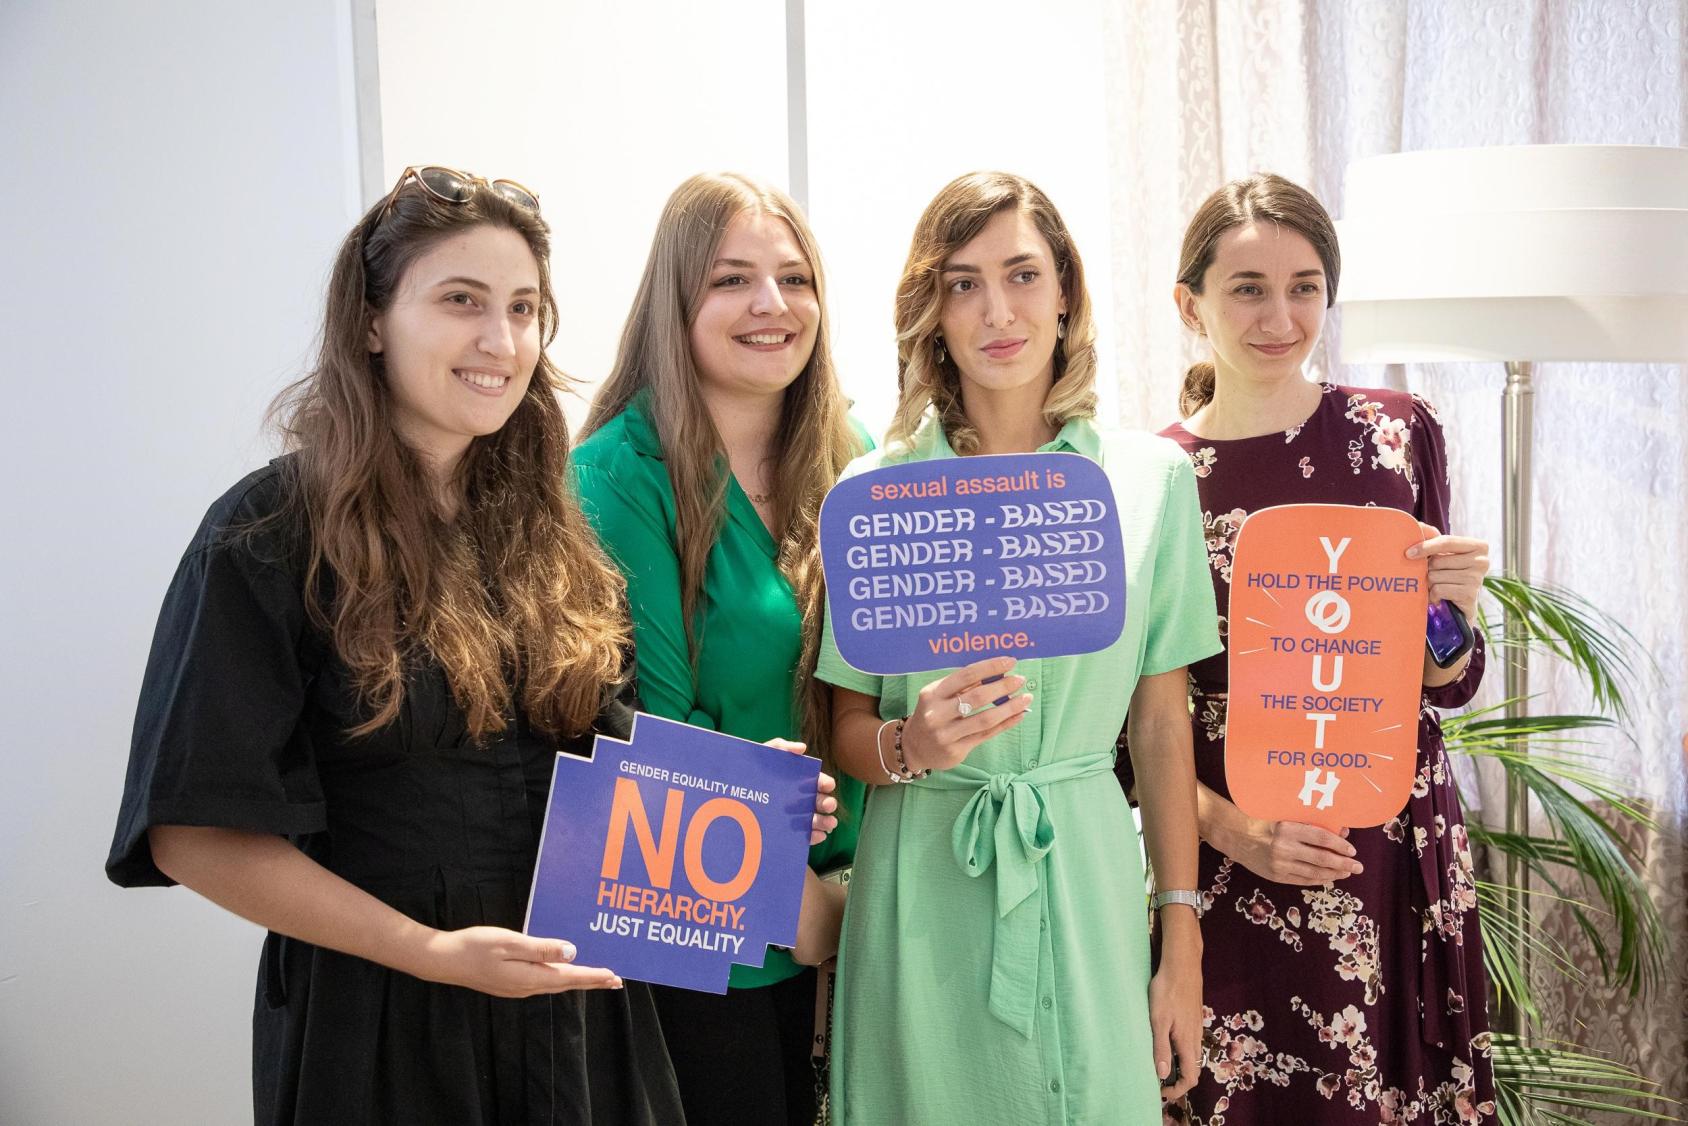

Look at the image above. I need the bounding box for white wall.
[374,0,792,427]
[0,2,363,1121]
[373,0,1117,441]
[805,0,1118,437]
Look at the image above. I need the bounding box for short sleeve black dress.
[106,460,683,1126]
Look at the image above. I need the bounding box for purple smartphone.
[1426,600,1475,668]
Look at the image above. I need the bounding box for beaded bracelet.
[874,718,931,784]
[875,718,910,784]
[894,719,932,781]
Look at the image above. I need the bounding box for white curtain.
[1100,0,1688,1113]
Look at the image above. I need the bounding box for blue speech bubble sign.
[819,452,1126,674]
[524,713,818,994]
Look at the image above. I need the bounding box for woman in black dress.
[106,168,697,1124]
[1158,174,1497,1124]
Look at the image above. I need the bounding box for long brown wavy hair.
[888,171,1099,454]
[581,173,860,768]
[268,181,629,739]
[1176,173,1341,417]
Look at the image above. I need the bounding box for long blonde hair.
[269,182,629,740]
[888,171,1098,453]
[582,173,860,767]
[1176,173,1341,417]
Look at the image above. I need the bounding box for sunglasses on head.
[380,165,541,219]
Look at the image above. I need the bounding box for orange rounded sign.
[1224,504,1427,830]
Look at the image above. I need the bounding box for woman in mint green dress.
[574,173,869,1126]
[816,172,1221,1124]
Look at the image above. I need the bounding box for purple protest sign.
[819,452,1126,674]
[524,713,818,994]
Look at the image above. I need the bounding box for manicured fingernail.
[1352,863,1364,874]
[1406,545,1423,558]
[610,977,624,989]
[560,942,576,961]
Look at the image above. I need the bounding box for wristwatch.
[1151,889,1202,912]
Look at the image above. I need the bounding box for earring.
[934,337,947,365]
[1056,315,1067,340]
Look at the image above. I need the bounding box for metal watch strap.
[1151,889,1202,912]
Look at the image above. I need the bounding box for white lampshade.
[1336,144,1688,363]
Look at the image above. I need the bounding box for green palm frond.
[1472,831,1657,1000]
[1443,709,1627,804]
[1447,708,1665,995]
[1490,1035,1678,1123]
[1472,880,1580,1020]
[1449,577,1671,1124]
[1478,574,1649,719]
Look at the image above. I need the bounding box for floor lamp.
[1335,144,1688,1037]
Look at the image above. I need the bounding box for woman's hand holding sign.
[1233,817,1364,886]
[416,926,624,998]
[765,739,848,965]
[1196,774,1364,885]
[900,656,1033,774]
[1406,521,1489,620]
[766,738,840,844]
[1407,521,1488,688]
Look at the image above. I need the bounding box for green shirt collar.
[618,390,778,557]
[620,389,664,458]
[905,409,1102,461]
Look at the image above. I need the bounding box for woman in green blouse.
[816,172,1221,1124]
[574,172,868,1126]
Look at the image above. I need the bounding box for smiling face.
[938,207,1067,399]
[688,208,820,401]
[1180,219,1328,384]
[366,224,542,471]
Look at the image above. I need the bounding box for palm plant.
[1445,575,1678,1123]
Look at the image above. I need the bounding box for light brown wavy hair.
[1176,172,1341,417]
[887,171,1098,454]
[581,173,860,769]
[267,181,628,740]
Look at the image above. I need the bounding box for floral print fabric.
[1157,384,1498,1125]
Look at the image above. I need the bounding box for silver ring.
[957,698,974,718]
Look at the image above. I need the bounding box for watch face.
[1224,504,1428,830]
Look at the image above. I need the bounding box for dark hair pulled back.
[1175,173,1340,417]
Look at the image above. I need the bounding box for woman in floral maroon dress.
[1157,174,1498,1125]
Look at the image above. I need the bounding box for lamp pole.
[1337,141,1688,1042]
[1500,359,1534,1038]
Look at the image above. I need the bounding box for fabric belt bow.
[915,750,1115,1036]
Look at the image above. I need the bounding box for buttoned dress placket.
[1020,654,1068,1122]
